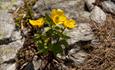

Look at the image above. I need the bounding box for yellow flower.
[51,9,67,24]
[51,9,64,16]
[63,19,76,29]
[29,18,44,28]
[52,15,67,24]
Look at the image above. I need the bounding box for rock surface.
[102,1,115,15]
[0,0,96,70]
[90,6,106,24]
[85,0,95,11]
[67,23,94,45]
[68,50,88,65]
[0,0,23,70]
[33,0,90,23]
[0,40,23,70]
[0,10,15,39]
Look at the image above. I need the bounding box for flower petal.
[29,19,38,26]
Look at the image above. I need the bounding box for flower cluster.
[29,9,76,29]
[28,9,77,56]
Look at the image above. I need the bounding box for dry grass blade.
[77,14,115,70]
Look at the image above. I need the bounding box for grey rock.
[0,40,23,62]
[67,42,80,53]
[8,0,24,13]
[78,11,91,23]
[68,46,80,55]
[66,23,94,45]
[63,50,88,67]
[0,40,23,70]
[85,0,95,11]
[102,1,115,15]
[11,31,22,41]
[0,10,22,42]
[32,0,50,16]
[15,0,24,7]
[62,23,93,66]
[33,59,42,70]
[7,63,16,70]
[0,0,17,10]
[90,6,106,24]
[68,50,88,65]
[33,0,86,23]
[1,63,16,70]
[0,10,15,39]
[0,1,23,70]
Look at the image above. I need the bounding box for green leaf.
[53,30,70,39]
[36,41,44,49]
[48,44,63,55]
[15,22,20,27]
[53,25,63,30]
[44,27,51,33]
[62,34,70,39]
[45,13,54,25]
[59,39,69,47]
[37,48,48,55]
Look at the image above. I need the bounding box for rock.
[0,10,15,39]
[15,0,24,6]
[68,45,80,55]
[63,22,93,66]
[0,1,23,70]
[0,40,23,70]
[66,23,94,45]
[11,31,22,41]
[0,63,16,70]
[68,50,88,65]
[0,0,17,10]
[7,63,16,70]
[0,10,22,43]
[0,40,23,62]
[90,6,106,24]
[33,59,41,70]
[63,50,88,67]
[33,0,87,23]
[102,1,115,15]
[78,11,91,23]
[85,0,95,11]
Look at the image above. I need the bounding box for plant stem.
[56,28,66,43]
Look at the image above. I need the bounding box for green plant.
[14,5,77,69]
[29,9,76,56]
